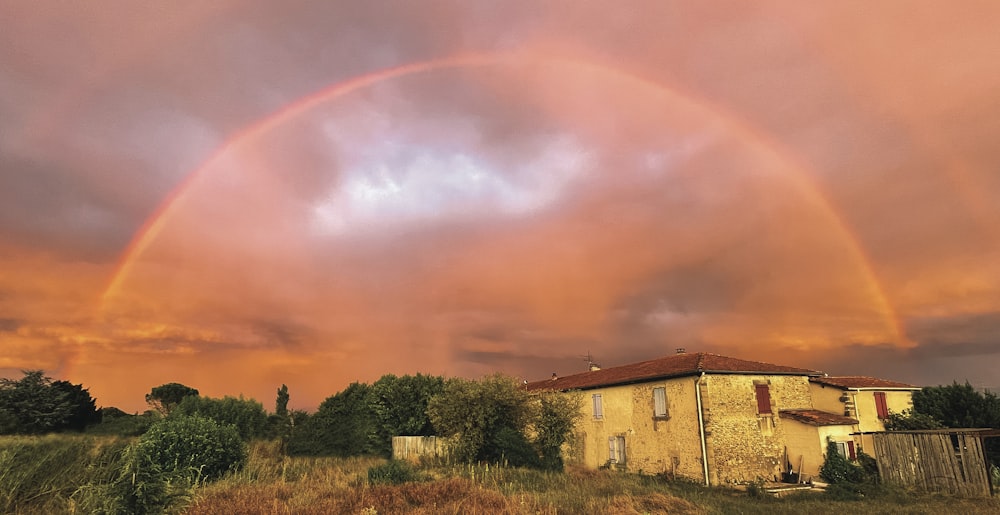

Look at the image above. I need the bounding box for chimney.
[675,347,686,354]
[589,363,601,371]
[551,372,558,381]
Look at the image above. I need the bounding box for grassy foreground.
[188,440,1000,515]
[4,435,1000,514]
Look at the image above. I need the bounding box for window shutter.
[608,436,616,461]
[593,394,603,419]
[755,384,772,414]
[874,392,888,419]
[847,441,856,460]
[653,387,667,417]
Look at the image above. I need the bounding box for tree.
[51,380,101,431]
[368,373,445,457]
[275,384,289,417]
[427,374,538,465]
[912,382,1000,429]
[535,390,583,470]
[172,395,267,440]
[0,370,72,434]
[145,383,199,415]
[286,382,377,456]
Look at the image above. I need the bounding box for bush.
[367,460,422,485]
[137,415,247,481]
[173,395,268,440]
[819,441,865,484]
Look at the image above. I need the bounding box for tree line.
[0,370,581,471]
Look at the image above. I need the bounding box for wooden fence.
[391,436,449,462]
[872,431,991,497]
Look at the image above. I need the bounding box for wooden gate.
[872,431,991,497]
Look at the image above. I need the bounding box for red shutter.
[874,392,888,419]
[847,441,856,460]
[755,384,772,414]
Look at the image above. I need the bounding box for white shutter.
[653,387,667,417]
[592,394,603,419]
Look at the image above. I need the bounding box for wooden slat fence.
[392,436,449,462]
[872,432,991,497]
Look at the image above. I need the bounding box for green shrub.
[819,441,865,484]
[172,395,268,440]
[367,459,422,485]
[137,415,247,481]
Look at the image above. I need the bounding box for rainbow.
[99,50,909,349]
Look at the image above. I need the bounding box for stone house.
[526,351,915,485]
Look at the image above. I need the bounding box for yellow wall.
[573,373,816,485]
[782,422,854,479]
[574,377,704,480]
[809,383,915,453]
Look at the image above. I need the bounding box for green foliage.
[286,382,377,456]
[145,382,199,415]
[913,382,1000,463]
[87,408,157,436]
[172,394,267,440]
[427,374,538,465]
[368,373,445,457]
[275,384,289,417]
[0,370,100,434]
[50,380,101,431]
[913,381,1000,429]
[535,391,583,471]
[819,440,864,484]
[137,415,247,481]
[884,408,944,431]
[367,459,422,485]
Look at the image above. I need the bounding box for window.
[755,384,772,414]
[608,436,626,464]
[835,441,857,460]
[592,394,604,420]
[653,387,668,418]
[874,391,889,419]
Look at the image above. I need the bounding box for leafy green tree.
[275,384,289,417]
[172,395,267,440]
[535,391,583,470]
[913,382,1000,429]
[286,382,377,456]
[145,383,199,415]
[0,370,72,434]
[51,380,101,431]
[427,374,538,465]
[368,373,445,457]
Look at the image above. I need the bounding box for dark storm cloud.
[0,318,23,333]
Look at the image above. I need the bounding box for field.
[4,435,1000,514]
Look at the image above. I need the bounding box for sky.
[2,1,999,412]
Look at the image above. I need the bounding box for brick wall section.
[701,374,813,484]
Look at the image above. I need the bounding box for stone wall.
[700,374,812,484]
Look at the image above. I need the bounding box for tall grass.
[8,436,1000,514]
[0,434,131,513]
[188,443,1000,515]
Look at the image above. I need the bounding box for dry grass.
[182,441,1000,514]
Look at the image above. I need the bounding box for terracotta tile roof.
[526,352,821,392]
[811,376,919,390]
[779,409,859,427]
